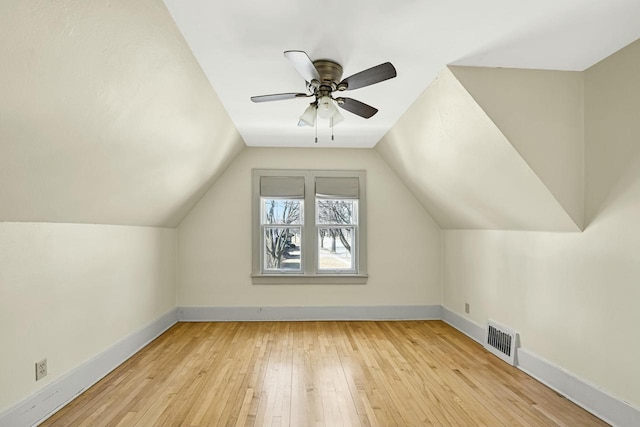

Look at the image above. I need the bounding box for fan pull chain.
[314,111,318,143]
[331,117,335,141]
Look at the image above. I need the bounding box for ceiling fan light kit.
[317,95,338,119]
[251,50,397,140]
[331,110,345,126]
[298,104,317,127]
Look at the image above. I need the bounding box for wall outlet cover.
[36,358,47,381]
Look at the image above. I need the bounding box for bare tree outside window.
[318,200,354,251]
[253,170,365,280]
[317,199,357,270]
[263,199,302,270]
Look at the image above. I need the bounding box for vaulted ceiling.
[0,0,243,226]
[378,67,584,231]
[1,0,639,228]
[164,0,640,148]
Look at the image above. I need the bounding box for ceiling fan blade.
[250,93,309,103]
[337,97,378,119]
[339,62,397,91]
[284,50,321,83]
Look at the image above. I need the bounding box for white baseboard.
[441,306,485,343]
[441,307,640,427]
[178,305,443,321]
[0,308,178,427]
[518,348,640,427]
[4,305,638,427]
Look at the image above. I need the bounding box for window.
[252,169,367,284]
[263,198,303,272]
[317,198,357,272]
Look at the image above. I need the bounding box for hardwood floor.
[42,321,608,426]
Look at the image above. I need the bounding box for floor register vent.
[484,320,518,366]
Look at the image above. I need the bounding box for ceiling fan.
[250,50,397,128]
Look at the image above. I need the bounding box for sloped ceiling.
[163,0,640,148]
[0,0,244,227]
[448,66,584,229]
[377,69,581,231]
[2,1,640,228]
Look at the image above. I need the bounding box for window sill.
[251,274,368,285]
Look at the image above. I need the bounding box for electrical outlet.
[35,358,47,381]
[464,303,470,314]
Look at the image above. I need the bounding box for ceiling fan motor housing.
[312,60,343,88]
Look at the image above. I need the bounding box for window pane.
[316,200,357,225]
[263,199,303,225]
[264,227,302,271]
[318,227,353,270]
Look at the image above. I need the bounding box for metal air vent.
[484,320,518,365]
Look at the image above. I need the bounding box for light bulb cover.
[298,104,316,127]
[317,96,338,119]
[331,109,344,127]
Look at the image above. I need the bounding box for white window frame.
[252,169,368,284]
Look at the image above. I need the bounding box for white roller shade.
[315,177,359,199]
[260,176,305,198]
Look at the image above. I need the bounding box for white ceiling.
[164,0,640,148]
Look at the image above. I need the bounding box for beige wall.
[376,68,579,231]
[5,34,639,422]
[449,66,584,229]
[442,40,640,408]
[0,0,245,227]
[178,148,441,307]
[0,223,177,413]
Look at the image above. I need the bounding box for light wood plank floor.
[42,321,608,426]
